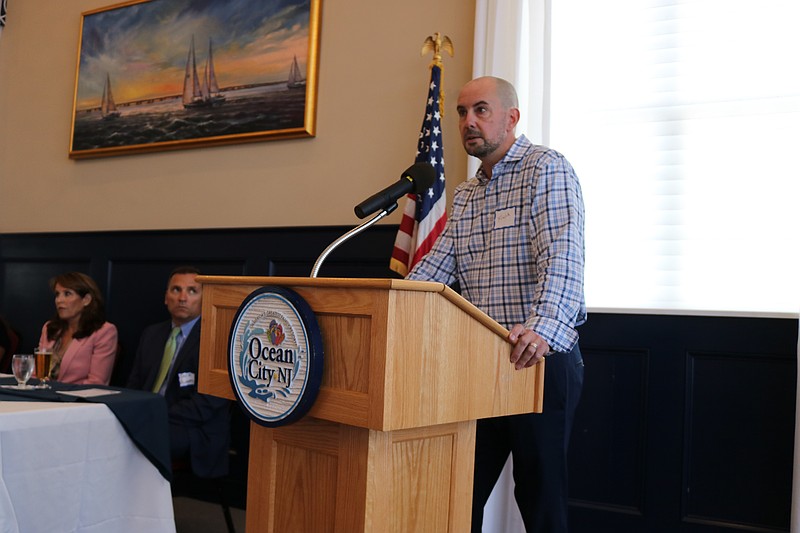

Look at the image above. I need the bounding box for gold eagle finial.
[421,32,454,68]
[420,33,454,117]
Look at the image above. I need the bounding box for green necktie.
[152,326,180,393]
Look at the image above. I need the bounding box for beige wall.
[0,1,474,233]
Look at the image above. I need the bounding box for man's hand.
[508,325,550,370]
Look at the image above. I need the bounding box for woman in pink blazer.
[38,272,117,385]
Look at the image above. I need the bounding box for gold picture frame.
[69,0,321,159]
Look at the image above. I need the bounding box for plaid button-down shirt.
[408,135,586,353]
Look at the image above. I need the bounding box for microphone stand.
[310,202,399,278]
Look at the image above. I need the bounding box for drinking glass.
[34,347,54,388]
[12,354,34,389]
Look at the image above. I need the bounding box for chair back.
[0,318,21,374]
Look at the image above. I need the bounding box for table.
[0,382,176,532]
[0,376,172,480]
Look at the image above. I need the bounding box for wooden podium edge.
[196,275,511,342]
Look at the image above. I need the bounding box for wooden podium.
[196,276,544,533]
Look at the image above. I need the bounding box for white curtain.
[470,0,548,180]
[472,3,543,531]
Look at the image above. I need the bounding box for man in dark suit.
[127,266,230,478]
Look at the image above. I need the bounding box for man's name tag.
[495,208,516,229]
[178,372,196,387]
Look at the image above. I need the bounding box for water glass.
[12,354,34,389]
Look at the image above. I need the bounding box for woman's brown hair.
[45,272,107,341]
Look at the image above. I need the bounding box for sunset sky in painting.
[75,0,310,108]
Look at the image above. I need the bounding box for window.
[544,0,800,315]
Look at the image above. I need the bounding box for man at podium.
[407,76,586,533]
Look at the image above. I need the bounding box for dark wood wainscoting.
[572,314,797,533]
[0,227,796,532]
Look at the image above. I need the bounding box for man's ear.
[507,107,521,132]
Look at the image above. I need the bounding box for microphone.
[354,163,436,219]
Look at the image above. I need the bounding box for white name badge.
[494,208,516,229]
[178,372,196,387]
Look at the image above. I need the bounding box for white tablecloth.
[0,401,175,533]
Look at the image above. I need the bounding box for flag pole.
[388,33,454,277]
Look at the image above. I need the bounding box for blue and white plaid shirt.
[408,135,586,353]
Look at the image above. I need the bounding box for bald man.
[408,76,586,532]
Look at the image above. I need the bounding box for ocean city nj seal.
[228,286,323,427]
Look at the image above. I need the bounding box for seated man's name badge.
[228,286,323,427]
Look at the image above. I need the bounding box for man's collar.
[476,135,529,184]
[173,315,200,336]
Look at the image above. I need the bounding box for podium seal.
[228,286,323,427]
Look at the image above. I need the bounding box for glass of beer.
[34,347,53,387]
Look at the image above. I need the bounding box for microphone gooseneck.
[310,202,398,278]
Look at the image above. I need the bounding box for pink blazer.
[38,321,118,385]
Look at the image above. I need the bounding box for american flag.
[389,64,447,277]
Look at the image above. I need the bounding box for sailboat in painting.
[101,73,121,120]
[183,36,225,108]
[204,38,225,104]
[287,55,306,89]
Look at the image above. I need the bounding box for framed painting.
[69,0,321,159]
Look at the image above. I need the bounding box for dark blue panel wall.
[572,314,797,532]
